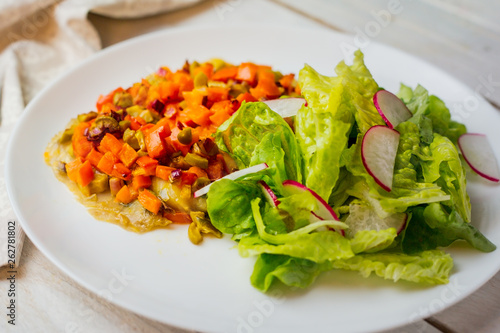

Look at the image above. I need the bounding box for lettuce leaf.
[250,254,332,292]
[207,178,261,238]
[344,122,450,217]
[250,244,453,291]
[350,229,398,254]
[214,101,302,183]
[238,231,353,263]
[296,50,384,200]
[422,133,471,222]
[331,250,453,284]
[397,84,466,144]
[402,204,496,254]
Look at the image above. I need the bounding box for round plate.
[6,25,500,333]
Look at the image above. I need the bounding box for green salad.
[203,50,496,292]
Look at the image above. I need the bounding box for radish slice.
[193,163,269,198]
[458,133,500,182]
[373,90,412,129]
[263,98,306,118]
[282,180,339,221]
[258,180,280,207]
[362,125,400,192]
[344,204,407,238]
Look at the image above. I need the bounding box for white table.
[3,1,500,332]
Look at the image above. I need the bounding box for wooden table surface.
[2,1,499,332]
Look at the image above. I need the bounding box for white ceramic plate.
[6,26,500,333]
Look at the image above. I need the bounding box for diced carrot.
[187,166,208,179]
[209,100,233,126]
[72,122,93,158]
[182,90,205,108]
[236,63,258,85]
[164,103,180,119]
[181,172,198,186]
[250,70,282,100]
[164,212,192,224]
[97,152,116,175]
[211,66,237,82]
[127,83,141,100]
[145,124,171,159]
[155,117,172,129]
[206,86,229,104]
[168,134,191,156]
[86,148,104,168]
[139,125,154,137]
[156,165,176,181]
[279,73,295,89]
[66,157,84,183]
[159,81,180,101]
[295,84,301,95]
[184,105,212,127]
[96,87,123,112]
[118,143,139,168]
[141,78,151,88]
[131,175,152,190]
[206,154,226,181]
[128,116,146,131]
[136,156,158,176]
[192,63,213,79]
[112,162,131,181]
[172,71,194,95]
[76,160,94,187]
[237,92,257,103]
[115,185,137,204]
[138,189,162,214]
[100,133,123,156]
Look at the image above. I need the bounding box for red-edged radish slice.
[258,180,280,207]
[193,163,269,198]
[362,125,400,192]
[344,204,407,238]
[282,180,339,221]
[373,90,412,129]
[458,133,500,182]
[263,98,306,118]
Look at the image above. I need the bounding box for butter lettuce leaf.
[422,133,471,222]
[250,254,332,292]
[207,178,261,238]
[397,84,466,144]
[214,101,302,183]
[402,204,496,254]
[344,122,450,217]
[331,250,453,284]
[350,229,398,254]
[296,50,384,200]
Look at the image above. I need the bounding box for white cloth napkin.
[0,0,201,267]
